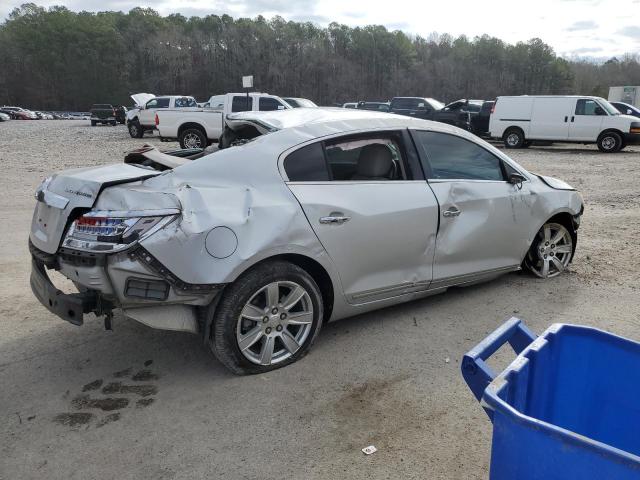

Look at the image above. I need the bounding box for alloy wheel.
[183,132,202,148]
[526,223,573,278]
[506,133,520,147]
[236,281,314,366]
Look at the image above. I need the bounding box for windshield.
[597,99,620,115]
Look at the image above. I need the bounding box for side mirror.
[508,173,525,185]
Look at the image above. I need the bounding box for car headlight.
[62,210,178,252]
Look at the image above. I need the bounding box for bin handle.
[461,317,537,405]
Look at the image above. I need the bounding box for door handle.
[442,207,461,218]
[564,116,568,122]
[571,116,575,122]
[319,214,351,225]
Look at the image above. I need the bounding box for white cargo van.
[490,95,640,152]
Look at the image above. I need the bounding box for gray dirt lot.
[1,120,639,479]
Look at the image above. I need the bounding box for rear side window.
[324,136,406,181]
[414,131,505,181]
[259,97,285,111]
[232,96,253,112]
[283,143,329,181]
[391,98,423,109]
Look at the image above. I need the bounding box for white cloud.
[2,0,638,58]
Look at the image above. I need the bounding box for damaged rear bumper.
[30,258,104,326]
[29,240,224,332]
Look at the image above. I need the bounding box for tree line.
[0,3,638,110]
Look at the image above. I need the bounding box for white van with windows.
[490,95,640,152]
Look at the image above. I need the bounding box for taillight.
[155,113,159,126]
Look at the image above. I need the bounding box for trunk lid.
[30,164,161,254]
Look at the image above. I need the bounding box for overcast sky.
[2,0,639,59]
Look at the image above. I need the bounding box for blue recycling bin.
[462,318,640,479]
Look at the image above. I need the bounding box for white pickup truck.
[126,94,198,138]
[155,93,292,149]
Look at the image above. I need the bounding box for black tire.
[179,127,207,149]
[91,120,96,126]
[208,260,324,375]
[597,131,622,153]
[128,120,144,138]
[504,128,525,149]
[111,121,117,126]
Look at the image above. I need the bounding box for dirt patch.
[71,394,129,411]
[82,379,103,392]
[101,382,157,397]
[131,369,159,381]
[96,412,121,428]
[53,412,95,427]
[136,398,155,408]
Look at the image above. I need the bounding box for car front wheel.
[128,120,144,138]
[524,222,574,278]
[208,261,323,374]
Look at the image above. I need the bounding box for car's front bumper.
[622,132,640,145]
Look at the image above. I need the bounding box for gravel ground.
[1,120,640,479]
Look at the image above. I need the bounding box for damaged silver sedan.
[29,109,583,374]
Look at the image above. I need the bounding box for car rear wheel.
[597,131,622,153]
[179,128,207,149]
[208,261,323,375]
[524,222,574,278]
[128,120,144,138]
[504,128,525,149]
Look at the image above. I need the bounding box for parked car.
[90,104,118,126]
[356,101,391,112]
[0,108,17,119]
[283,97,317,108]
[1,106,37,119]
[115,106,127,124]
[0,112,10,122]
[470,100,495,137]
[611,101,640,118]
[490,95,640,152]
[390,97,480,131]
[126,94,197,138]
[29,108,583,374]
[389,97,445,118]
[155,92,292,149]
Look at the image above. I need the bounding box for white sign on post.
[242,75,254,89]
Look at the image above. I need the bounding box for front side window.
[259,97,285,111]
[575,99,605,116]
[232,96,253,112]
[414,130,505,181]
[147,98,170,109]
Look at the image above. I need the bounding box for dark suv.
[90,104,117,126]
[389,97,445,119]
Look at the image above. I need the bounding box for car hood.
[130,93,155,107]
[535,174,576,191]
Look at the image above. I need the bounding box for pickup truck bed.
[155,108,224,149]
